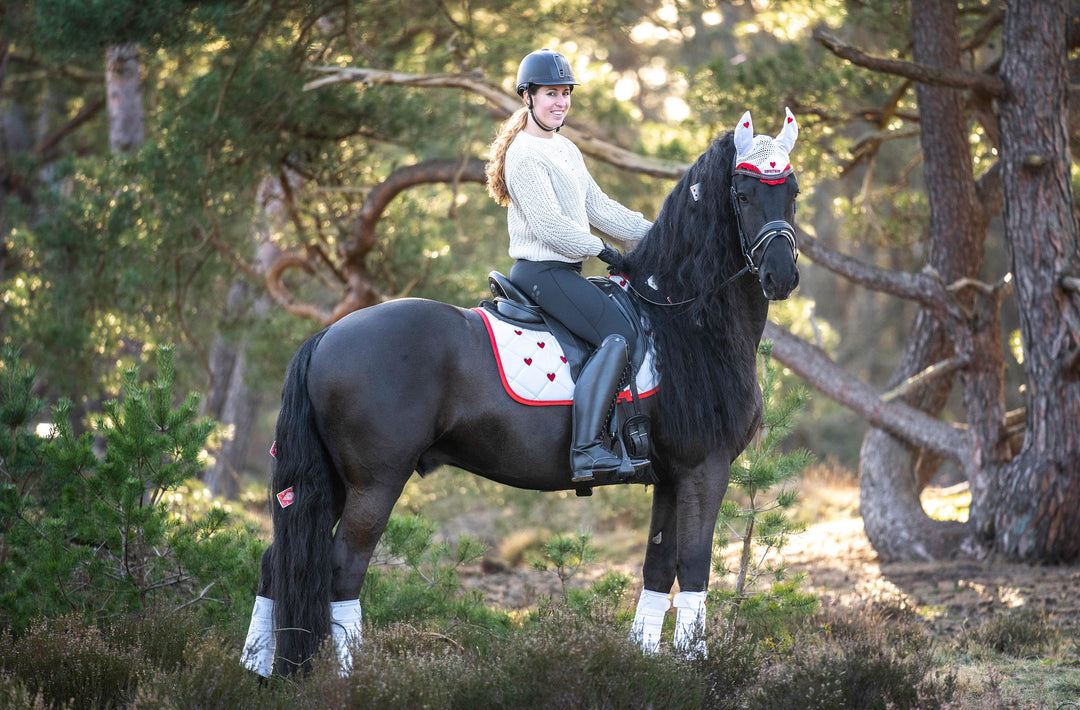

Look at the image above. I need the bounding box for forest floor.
[362,460,1080,705]
[451,473,1080,639]
[431,469,1080,705]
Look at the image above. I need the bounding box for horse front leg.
[671,454,732,654]
[632,480,679,652]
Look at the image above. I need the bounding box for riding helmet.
[515,49,580,97]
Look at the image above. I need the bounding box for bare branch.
[798,233,940,304]
[881,355,969,402]
[813,28,1007,98]
[264,252,333,323]
[350,157,487,258]
[304,66,691,179]
[263,158,492,325]
[35,96,106,161]
[962,8,1004,53]
[764,322,967,460]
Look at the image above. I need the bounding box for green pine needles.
[712,341,819,634]
[0,345,260,632]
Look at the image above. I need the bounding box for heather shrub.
[963,608,1059,658]
[745,600,957,710]
[0,615,142,710]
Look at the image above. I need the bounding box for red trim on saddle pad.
[474,308,659,406]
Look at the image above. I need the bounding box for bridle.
[729,183,799,276]
[628,171,800,308]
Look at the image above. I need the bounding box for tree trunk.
[993,0,1080,561]
[202,176,293,498]
[106,44,144,154]
[859,0,990,561]
[202,284,261,500]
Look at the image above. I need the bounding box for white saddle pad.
[475,308,659,406]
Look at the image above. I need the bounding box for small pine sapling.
[711,341,818,634]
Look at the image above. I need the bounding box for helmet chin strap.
[526,95,563,133]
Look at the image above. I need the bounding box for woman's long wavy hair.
[485,107,530,207]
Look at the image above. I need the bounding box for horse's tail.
[267,328,339,675]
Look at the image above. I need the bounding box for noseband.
[729,185,799,275]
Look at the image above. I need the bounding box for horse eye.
[738,192,749,204]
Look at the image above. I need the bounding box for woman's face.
[527,85,572,129]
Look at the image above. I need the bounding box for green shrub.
[0,346,261,633]
[360,512,514,647]
[712,342,818,638]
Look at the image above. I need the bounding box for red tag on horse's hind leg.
[276,486,295,508]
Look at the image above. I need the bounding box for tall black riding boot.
[570,334,629,483]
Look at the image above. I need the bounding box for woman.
[486,48,653,483]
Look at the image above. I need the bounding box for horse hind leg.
[242,492,347,678]
[241,547,277,677]
[324,477,408,673]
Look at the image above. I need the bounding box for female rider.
[485,48,653,483]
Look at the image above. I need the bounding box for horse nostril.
[761,271,776,297]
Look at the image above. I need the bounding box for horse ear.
[734,110,754,158]
[775,107,798,154]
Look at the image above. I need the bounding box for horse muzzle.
[751,221,800,300]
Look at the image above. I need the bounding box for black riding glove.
[596,242,627,274]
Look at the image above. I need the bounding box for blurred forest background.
[1,0,1078,561]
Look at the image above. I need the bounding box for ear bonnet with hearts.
[733,107,798,185]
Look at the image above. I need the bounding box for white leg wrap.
[331,599,363,675]
[241,596,276,677]
[672,590,708,656]
[630,589,671,654]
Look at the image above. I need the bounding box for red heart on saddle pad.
[514,330,522,335]
[560,356,567,363]
[537,341,546,348]
[547,373,556,381]
[524,357,532,365]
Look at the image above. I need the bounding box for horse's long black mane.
[626,132,763,459]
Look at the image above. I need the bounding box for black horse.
[243,110,802,675]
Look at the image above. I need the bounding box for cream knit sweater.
[504,131,652,263]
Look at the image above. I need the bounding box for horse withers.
[241,108,802,676]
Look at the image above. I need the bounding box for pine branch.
[813,28,1007,98]
[304,66,690,179]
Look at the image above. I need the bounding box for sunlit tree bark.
[858,0,991,561]
[105,44,143,154]
[992,0,1080,561]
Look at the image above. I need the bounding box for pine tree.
[0,346,261,631]
[711,342,818,634]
